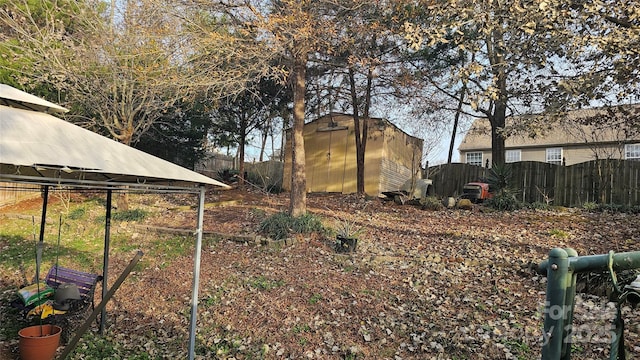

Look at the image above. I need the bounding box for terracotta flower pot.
[18,324,62,360]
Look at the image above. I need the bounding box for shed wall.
[283,114,423,196]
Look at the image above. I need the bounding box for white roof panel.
[0,103,229,190]
[0,84,69,113]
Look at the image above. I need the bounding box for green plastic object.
[538,248,640,360]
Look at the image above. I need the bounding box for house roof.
[0,86,229,191]
[458,106,640,152]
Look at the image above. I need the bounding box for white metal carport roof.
[0,84,228,359]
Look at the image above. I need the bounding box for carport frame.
[1,84,229,359]
[0,175,212,360]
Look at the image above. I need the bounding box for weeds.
[247,275,285,290]
[485,192,522,211]
[549,229,570,238]
[308,293,323,304]
[258,212,327,240]
[420,196,443,211]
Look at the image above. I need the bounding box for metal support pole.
[188,187,206,360]
[543,248,569,360]
[561,248,578,360]
[100,189,112,334]
[39,185,49,245]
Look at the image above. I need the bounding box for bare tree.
[402,0,583,166]
[190,0,350,216]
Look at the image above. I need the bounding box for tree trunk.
[490,100,507,166]
[259,123,268,162]
[349,68,369,195]
[238,115,247,188]
[289,54,307,217]
[487,30,508,167]
[449,78,467,164]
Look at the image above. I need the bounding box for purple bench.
[45,265,102,310]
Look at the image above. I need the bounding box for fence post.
[542,248,569,359]
[561,248,578,360]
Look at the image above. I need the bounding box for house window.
[626,144,640,160]
[466,152,483,166]
[546,147,563,165]
[506,149,521,163]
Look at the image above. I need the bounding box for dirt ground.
[2,187,640,359]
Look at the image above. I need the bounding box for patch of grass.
[502,338,531,359]
[527,201,551,210]
[247,275,285,290]
[258,212,327,240]
[96,209,148,223]
[249,207,267,219]
[71,333,119,359]
[292,324,311,333]
[150,236,190,259]
[0,234,32,268]
[549,229,570,238]
[309,293,323,304]
[202,291,222,307]
[68,207,86,220]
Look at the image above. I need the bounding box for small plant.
[527,201,551,210]
[535,185,553,205]
[456,198,473,210]
[293,324,311,333]
[485,192,522,211]
[248,275,285,290]
[292,213,326,234]
[309,293,323,304]
[68,207,86,220]
[421,196,443,211]
[549,229,569,238]
[486,162,513,194]
[582,201,598,211]
[333,219,364,253]
[99,209,148,222]
[334,219,364,239]
[484,163,523,211]
[258,212,327,240]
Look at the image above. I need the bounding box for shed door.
[308,127,349,193]
[326,128,349,193]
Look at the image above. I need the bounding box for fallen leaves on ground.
[3,188,640,359]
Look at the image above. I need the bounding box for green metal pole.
[538,249,640,360]
[543,248,569,360]
[561,248,578,360]
[539,251,640,275]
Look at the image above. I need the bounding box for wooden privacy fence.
[0,182,41,208]
[427,160,640,207]
[194,153,237,178]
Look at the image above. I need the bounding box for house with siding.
[458,106,640,167]
[283,113,423,196]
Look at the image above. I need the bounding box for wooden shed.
[283,113,423,196]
